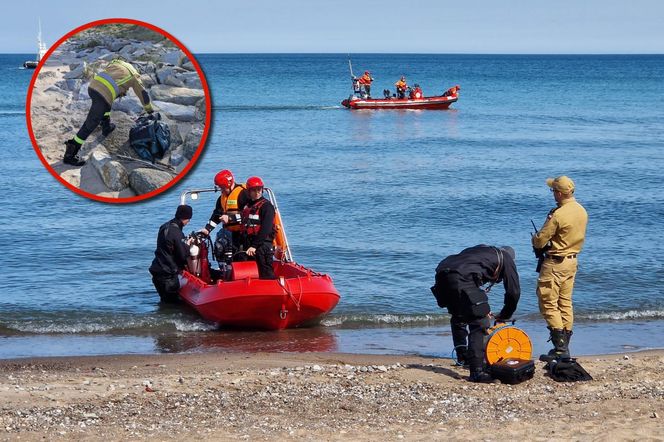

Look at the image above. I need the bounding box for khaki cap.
[546,175,575,194]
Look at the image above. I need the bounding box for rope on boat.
[278,276,304,313]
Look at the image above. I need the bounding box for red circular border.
[25,18,212,204]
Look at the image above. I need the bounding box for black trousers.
[75,88,111,142]
[437,272,491,372]
[253,243,276,279]
[151,273,180,303]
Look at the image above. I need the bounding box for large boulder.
[161,50,185,66]
[183,126,204,160]
[179,72,203,89]
[152,100,198,122]
[156,66,188,84]
[139,74,157,88]
[108,39,129,52]
[113,95,143,114]
[129,168,174,195]
[89,147,129,191]
[64,61,87,79]
[149,85,205,106]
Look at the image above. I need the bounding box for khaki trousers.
[536,257,578,330]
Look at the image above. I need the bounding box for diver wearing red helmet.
[200,170,249,250]
[241,176,277,279]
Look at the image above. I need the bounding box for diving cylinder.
[188,244,201,276]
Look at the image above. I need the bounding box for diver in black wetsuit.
[432,245,521,382]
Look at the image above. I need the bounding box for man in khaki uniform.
[532,175,588,361]
[63,59,154,166]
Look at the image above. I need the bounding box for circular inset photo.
[26,18,211,203]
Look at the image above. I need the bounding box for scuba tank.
[186,233,212,282]
[187,243,201,276]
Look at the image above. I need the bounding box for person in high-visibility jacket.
[63,59,154,166]
[395,76,408,99]
[241,176,277,280]
[200,169,249,253]
[356,71,374,98]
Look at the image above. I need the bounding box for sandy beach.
[1,350,662,441]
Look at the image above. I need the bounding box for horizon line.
[3,51,664,56]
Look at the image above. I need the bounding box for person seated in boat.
[356,71,374,98]
[431,245,521,383]
[199,169,248,257]
[63,58,153,167]
[241,176,277,280]
[443,85,460,97]
[149,205,194,303]
[409,84,423,99]
[395,76,408,99]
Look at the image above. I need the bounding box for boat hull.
[178,261,340,330]
[342,94,457,110]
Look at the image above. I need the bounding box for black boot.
[63,140,85,166]
[101,117,115,136]
[539,328,569,362]
[469,368,494,383]
[563,329,573,359]
[454,345,469,367]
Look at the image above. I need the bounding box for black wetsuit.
[242,197,276,279]
[432,245,521,372]
[149,218,189,302]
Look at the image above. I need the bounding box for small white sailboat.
[23,19,48,69]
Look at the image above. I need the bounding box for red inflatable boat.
[342,93,457,110]
[177,188,340,330]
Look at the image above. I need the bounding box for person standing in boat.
[431,245,521,383]
[240,176,277,280]
[200,169,248,254]
[443,85,460,97]
[532,176,588,362]
[149,205,193,303]
[356,71,374,98]
[63,59,154,166]
[395,76,408,99]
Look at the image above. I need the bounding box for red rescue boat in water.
[342,85,459,110]
[177,187,340,330]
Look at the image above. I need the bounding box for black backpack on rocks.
[129,112,171,162]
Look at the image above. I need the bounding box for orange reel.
[485,323,532,365]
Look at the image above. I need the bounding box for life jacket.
[358,74,372,85]
[221,184,246,232]
[395,80,407,91]
[242,198,269,236]
[409,86,423,99]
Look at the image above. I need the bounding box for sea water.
[1,54,663,358]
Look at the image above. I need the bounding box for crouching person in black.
[149,205,193,303]
[431,245,520,383]
[241,176,277,280]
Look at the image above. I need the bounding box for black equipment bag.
[129,112,171,162]
[489,358,535,384]
[545,358,593,382]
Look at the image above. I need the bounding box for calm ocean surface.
[1,53,663,359]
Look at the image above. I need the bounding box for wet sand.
[1,350,662,440]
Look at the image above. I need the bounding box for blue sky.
[4,0,664,54]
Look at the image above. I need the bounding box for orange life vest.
[358,73,372,85]
[221,184,245,231]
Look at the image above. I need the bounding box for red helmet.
[364,71,370,75]
[214,169,234,189]
[246,176,264,189]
